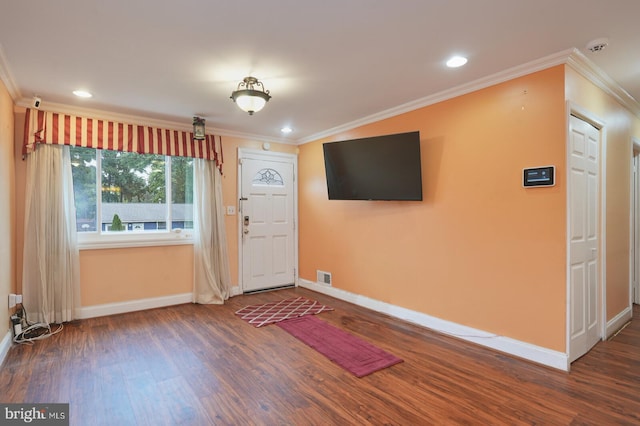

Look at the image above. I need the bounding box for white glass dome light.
[230,77,271,115]
[234,92,268,114]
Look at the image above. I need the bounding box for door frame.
[630,137,640,306]
[237,148,298,293]
[565,103,607,367]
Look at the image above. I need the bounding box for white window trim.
[78,229,194,250]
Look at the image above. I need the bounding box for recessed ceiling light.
[73,90,92,98]
[446,56,468,68]
[281,127,293,134]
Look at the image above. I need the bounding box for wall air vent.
[316,270,332,286]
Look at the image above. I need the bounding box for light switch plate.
[226,206,236,216]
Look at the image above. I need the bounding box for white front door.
[239,151,296,292]
[568,114,601,363]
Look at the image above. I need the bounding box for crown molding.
[297,49,573,144]
[0,43,21,100]
[297,48,640,145]
[6,45,637,147]
[14,98,196,131]
[566,48,640,117]
[211,127,297,145]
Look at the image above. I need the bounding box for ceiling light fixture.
[73,90,92,98]
[281,126,292,134]
[230,76,271,115]
[446,56,468,68]
[193,116,205,140]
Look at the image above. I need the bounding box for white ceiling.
[1,0,639,143]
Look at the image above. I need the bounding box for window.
[252,168,284,186]
[70,147,194,248]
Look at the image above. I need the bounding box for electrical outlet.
[15,294,22,304]
[8,294,16,308]
[226,206,236,216]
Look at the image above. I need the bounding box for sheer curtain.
[193,159,231,304]
[22,144,80,324]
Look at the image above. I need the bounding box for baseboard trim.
[0,330,12,368]
[606,305,633,339]
[299,279,569,371]
[76,293,193,320]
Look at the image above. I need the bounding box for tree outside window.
[70,147,194,234]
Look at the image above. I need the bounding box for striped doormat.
[235,296,333,327]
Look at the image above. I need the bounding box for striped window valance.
[23,108,223,167]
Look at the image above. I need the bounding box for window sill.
[78,230,194,250]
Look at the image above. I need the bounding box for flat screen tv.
[323,131,422,201]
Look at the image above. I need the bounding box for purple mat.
[277,315,403,377]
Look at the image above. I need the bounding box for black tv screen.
[323,131,423,201]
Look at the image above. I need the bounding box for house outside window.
[70,147,194,248]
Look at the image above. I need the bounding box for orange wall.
[0,79,15,332]
[13,110,297,307]
[299,66,567,351]
[80,245,194,306]
[565,66,640,320]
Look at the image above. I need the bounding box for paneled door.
[568,114,601,363]
[633,149,640,305]
[239,151,296,292]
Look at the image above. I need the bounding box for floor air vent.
[317,270,332,286]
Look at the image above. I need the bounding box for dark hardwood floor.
[1,287,639,425]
